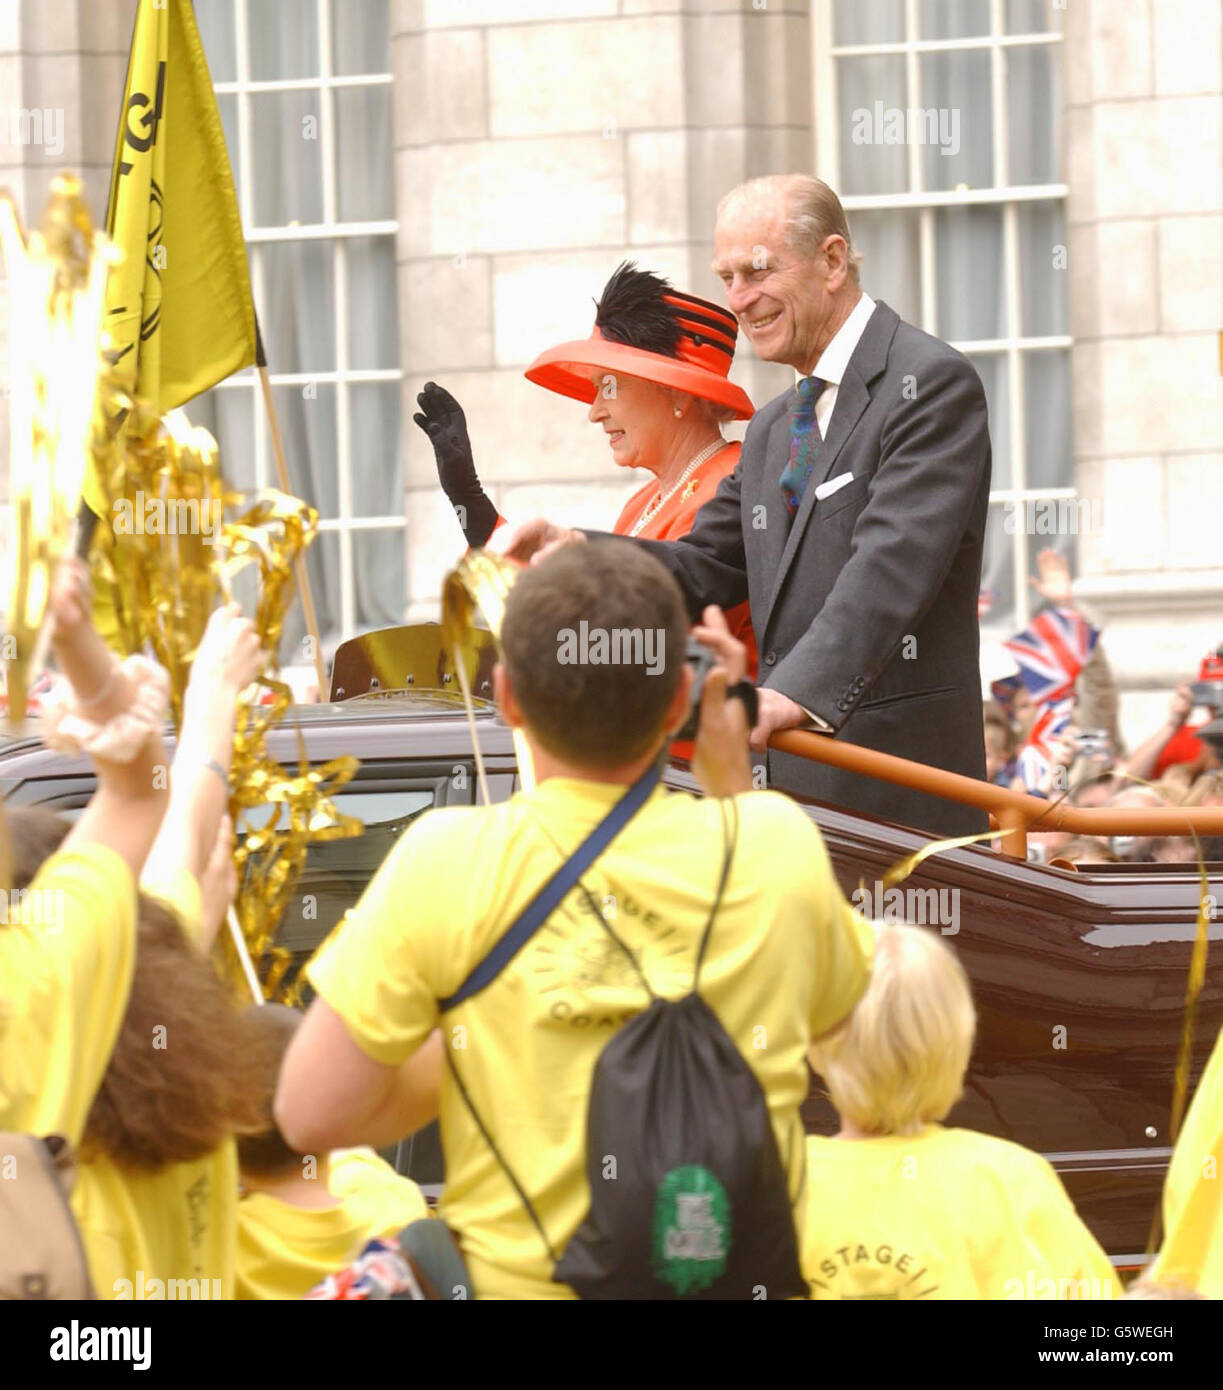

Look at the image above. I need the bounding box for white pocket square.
[814,471,854,502]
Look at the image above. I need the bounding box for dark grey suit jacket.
[622,299,992,836]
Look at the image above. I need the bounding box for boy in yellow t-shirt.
[276,544,872,1299]
[804,922,1122,1301]
[236,1006,429,1300]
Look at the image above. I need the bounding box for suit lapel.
[761,300,899,633]
[754,400,795,600]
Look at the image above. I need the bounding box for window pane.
[1022,350,1072,491]
[248,0,319,81]
[1017,201,1068,337]
[261,240,336,374]
[834,0,906,45]
[251,91,324,226]
[1008,44,1061,184]
[192,384,257,491]
[837,55,910,196]
[349,383,404,518]
[267,384,339,521]
[935,206,1005,341]
[195,0,237,84]
[352,528,405,632]
[918,0,991,40]
[980,503,1018,635]
[292,529,341,654]
[332,0,391,75]
[920,50,994,190]
[850,209,922,327]
[967,353,1010,488]
[335,87,395,221]
[1006,0,1062,34]
[274,785,436,985]
[347,237,399,370]
[216,94,242,214]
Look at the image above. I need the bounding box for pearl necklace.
[628,438,726,538]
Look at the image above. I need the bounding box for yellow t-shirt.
[803,1127,1122,1300]
[0,843,137,1142]
[1152,1022,1223,1297]
[308,780,871,1300]
[72,865,237,1300]
[236,1147,430,1300]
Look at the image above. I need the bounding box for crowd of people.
[3,544,1218,1300]
[982,552,1222,868]
[3,169,1218,1304]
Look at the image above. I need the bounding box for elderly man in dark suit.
[499,174,990,837]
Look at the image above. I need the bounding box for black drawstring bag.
[440,763,807,1300]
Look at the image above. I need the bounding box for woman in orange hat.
[414,262,756,667]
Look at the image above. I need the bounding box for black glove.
[413,382,499,548]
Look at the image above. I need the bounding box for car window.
[242,784,437,992]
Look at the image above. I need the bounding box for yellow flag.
[104,0,257,413]
[1152,1023,1223,1296]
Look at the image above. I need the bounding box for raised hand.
[189,603,263,699]
[414,381,499,547]
[1030,548,1074,609]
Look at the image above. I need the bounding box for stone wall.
[1065,0,1223,742]
[392,0,812,618]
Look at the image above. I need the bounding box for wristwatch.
[725,679,759,729]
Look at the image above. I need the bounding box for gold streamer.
[9,179,369,1002]
[0,175,115,723]
[442,548,535,794]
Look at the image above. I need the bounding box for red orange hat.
[524,262,754,420]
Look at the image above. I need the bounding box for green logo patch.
[651,1164,731,1295]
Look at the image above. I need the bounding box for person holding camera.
[275,542,871,1299]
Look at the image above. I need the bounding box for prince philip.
[502,174,991,837]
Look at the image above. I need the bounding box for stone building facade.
[0,0,1219,742]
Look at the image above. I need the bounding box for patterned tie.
[779,376,826,516]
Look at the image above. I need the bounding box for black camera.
[674,637,715,742]
[1187,681,1223,713]
[673,636,758,744]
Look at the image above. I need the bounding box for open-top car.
[3,622,1220,1273]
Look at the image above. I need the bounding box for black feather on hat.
[593,261,682,358]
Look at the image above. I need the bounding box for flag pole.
[254,329,328,698]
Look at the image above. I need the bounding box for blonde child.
[804,922,1121,1301]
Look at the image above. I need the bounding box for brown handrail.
[770,729,1223,859]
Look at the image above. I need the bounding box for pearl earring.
[674,408,683,418]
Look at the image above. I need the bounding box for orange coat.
[612,441,758,678]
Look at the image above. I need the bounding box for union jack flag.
[1004,605,1098,707]
[1005,605,1099,793]
[1015,696,1075,793]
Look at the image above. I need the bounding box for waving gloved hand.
[413,381,499,548]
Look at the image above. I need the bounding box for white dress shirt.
[805,289,877,438]
[790,290,877,733]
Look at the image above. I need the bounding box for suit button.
[764,651,777,666]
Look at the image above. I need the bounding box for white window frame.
[210,0,403,641]
[812,0,1071,632]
